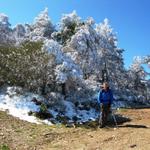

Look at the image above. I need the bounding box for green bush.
[40,103,48,113]
[0,41,54,94]
[0,144,10,150]
[35,103,53,119]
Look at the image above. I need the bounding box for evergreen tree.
[52,11,81,45]
[0,13,15,45]
[96,18,126,90]
[27,8,55,41]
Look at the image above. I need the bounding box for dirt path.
[0,109,150,150]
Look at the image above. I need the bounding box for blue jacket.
[97,88,113,105]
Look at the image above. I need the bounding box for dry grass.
[0,108,150,150]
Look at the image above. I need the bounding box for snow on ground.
[77,108,98,123]
[0,86,130,125]
[63,100,99,123]
[63,100,76,117]
[0,86,99,125]
[0,86,53,125]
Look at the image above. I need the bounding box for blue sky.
[0,0,150,69]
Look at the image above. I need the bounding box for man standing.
[97,82,114,128]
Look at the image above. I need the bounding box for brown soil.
[0,108,150,150]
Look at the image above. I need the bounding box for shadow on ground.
[73,114,132,129]
[127,103,150,109]
[118,124,148,128]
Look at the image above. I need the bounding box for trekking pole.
[98,111,102,127]
[111,108,118,128]
[98,103,103,127]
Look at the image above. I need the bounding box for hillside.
[0,7,150,150]
[1,108,150,150]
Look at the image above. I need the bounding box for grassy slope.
[0,108,150,150]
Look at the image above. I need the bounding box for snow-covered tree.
[95,18,126,91]
[13,24,26,44]
[126,56,148,101]
[42,39,83,96]
[142,56,150,76]
[0,10,149,104]
[27,8,55,41]
[52,11,81,45]
[64,17,100,79]
[60,10,81,29]
[0,13,15,45]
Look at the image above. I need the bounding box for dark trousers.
[99,103,110,127]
